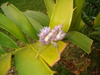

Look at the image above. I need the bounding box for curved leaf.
[15,46,53,75]
[43,0,54,17]
[1,3,38,40]
[49,0,73,32]
[70,0,85,31]
[0,53,11,75]
[0,32,18,48]
[25,15,43,33]
[0,46,5,54]
[66,31,93,54]
[0,13,29,44]
[32,41,66,66]
[24,10,49,26]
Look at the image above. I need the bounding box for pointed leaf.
[25,15,43,33]
[78,19,85,31]
[43,0,54,17]
[32,41,66,66]
[70,0,85,31]
[66,31,93,53]
[24,10,49,26]
[0,13,29,44]
[0,53,11,75]
[49,0,73,32]
[93,13,100,28]
[94,27,100,31]
[0,46,5,54]
[1,3,38,40]
[89,31,100,36]
[15,46,53,75]
[0,32,18,48]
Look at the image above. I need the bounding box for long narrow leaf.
[66,31,93,53]
[43,0,55,17]
[0,13,29,44]
[49,0,73,32]
[0,53,11,75]
[0,32,18,48]
[89,31,100,36]
[70,0,85,31]
[1,3,38,40]
[15,46,54,75]
[25,15,43,33]
[0,46,5,54]
[24,10,49,26]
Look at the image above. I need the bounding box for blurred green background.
[0,0,46,12]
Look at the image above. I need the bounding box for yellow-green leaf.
[70,0,85,31]
[0,32,18,49]
[0,53,11,75]
[24,15,43,33]
[0,13,29,44]
[1,3,38,40]
[32,41,66,66]
[49,0,73,32]
[43,0,55,17]
[24,10,49,26]
[0,46,5,54]
[93,13,100,28]
[15,46,53,75]
[66,31,93,54]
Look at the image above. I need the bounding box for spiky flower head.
[38,24,66,46]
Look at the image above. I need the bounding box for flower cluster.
[38,24,66,46]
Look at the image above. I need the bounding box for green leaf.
[32,41,66,66]
[0,32,18,49]
[89,31,100,36]
[0,53,11,75]
[0,46,5,54]
[24,10,49,26]
[93,13,100,28]
[70,0,85,31]
[66,31,93,53]
[43,0,54,17]
[15,46,53,75]
[1,3,38,40]
[25,15,43,33]
[78,19,85,31]
[94,27,100,31]
[49,0,73,32]
[0,13,29,44]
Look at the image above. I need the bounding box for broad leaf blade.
[0,53,11,75]
[25,15,43,33]
[93,13,100,28]
[24,10,49,26]
[49,0,73,32]
[1,3,38,40]
[0,13,29,44]
[15,46,53,75]
[43,0,54,17]
[0,32,18,48]
[66,31,93,53]
[0,46,5,54]
[32,41,66,66]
